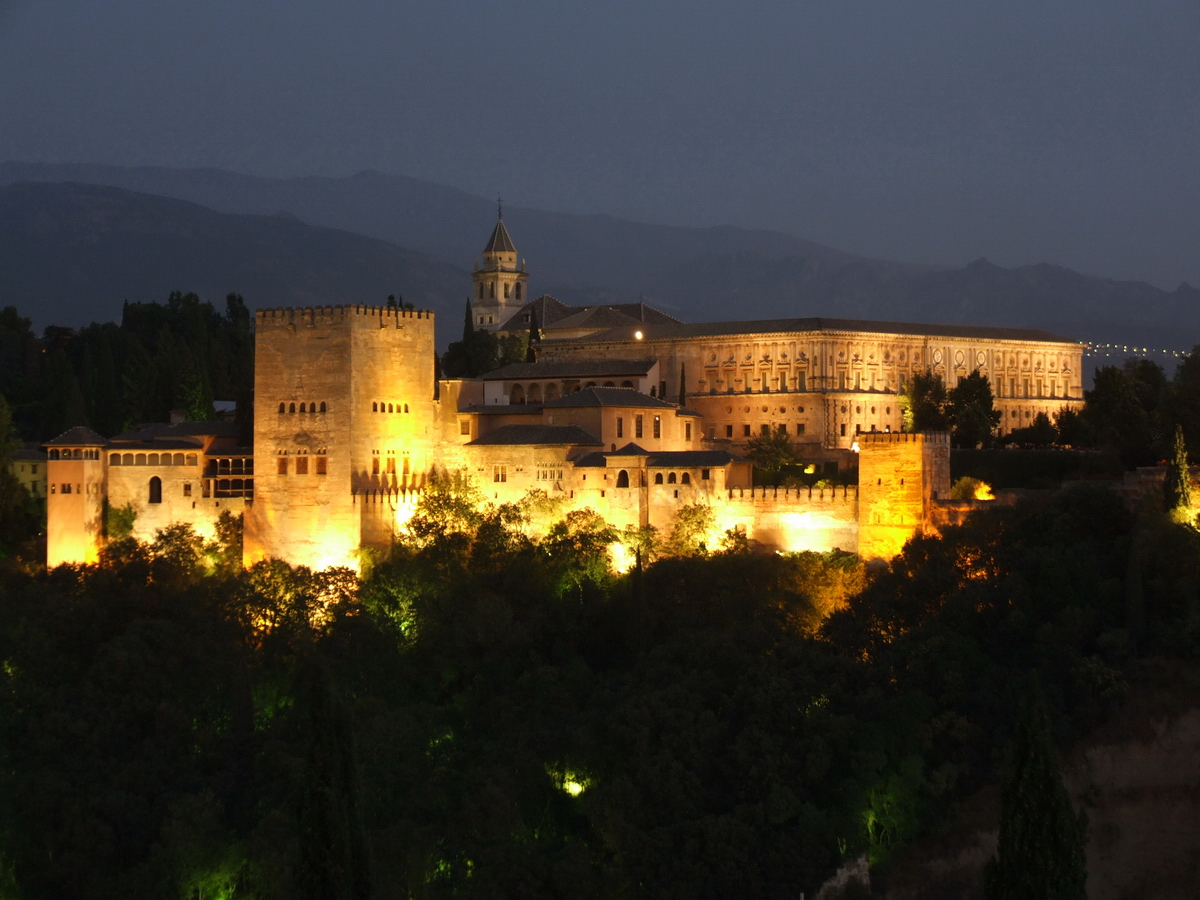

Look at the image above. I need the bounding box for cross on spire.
[497,194,503,220]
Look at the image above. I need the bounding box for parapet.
[726,484,858,503]
[857,431,950,446]
[255,305,435,328]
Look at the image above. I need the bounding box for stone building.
[8,443,47,502]
[44,217,1085,571]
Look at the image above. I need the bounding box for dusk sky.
[2,0,1197,288]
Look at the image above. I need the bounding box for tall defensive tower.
[471,207,529,331]
[244,304,437,570]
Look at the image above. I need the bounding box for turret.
[470,204,529,331]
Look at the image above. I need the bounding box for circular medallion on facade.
[933,349,943,364]
[856,406,862,414]
[955,350,965,367]
[762,406,769,412]
[780,407,787,413]
[840,405,847,413]
[977,351,986,366]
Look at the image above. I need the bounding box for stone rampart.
[715,484,859,554]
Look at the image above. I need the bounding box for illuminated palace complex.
[45,217,1084,569]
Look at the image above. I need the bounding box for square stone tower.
[244,305,437,570]
[857,431,951,560]
[45,427,108,566]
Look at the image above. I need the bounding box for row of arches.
[373,402,410,413]
[48,448,100,460]
[279,401,327,414]
[111,452,198,467]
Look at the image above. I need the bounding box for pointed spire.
[483,218,516,254]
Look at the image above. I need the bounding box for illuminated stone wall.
[541,327,1084,448]
[107,454,248,544]
[714,485,860,554]
[857,432,951,561]
[46,455,106,566]
[246,305,437,570]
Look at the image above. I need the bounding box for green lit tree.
[948,370,1000,447]
[983,681,1088,900]
[746,428,799,482]
[1163,424,1193,514]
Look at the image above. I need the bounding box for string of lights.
[1084,343,1191,360]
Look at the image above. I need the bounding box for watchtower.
[857,431,951,560]
[44,426,108,566]
[244,304,437,570]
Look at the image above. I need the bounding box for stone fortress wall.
[244,304,437,569]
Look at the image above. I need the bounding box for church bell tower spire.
[471,200,529,332]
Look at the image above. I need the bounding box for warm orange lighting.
[634,330,643,340]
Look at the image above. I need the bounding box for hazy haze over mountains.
[3,163,1198,355]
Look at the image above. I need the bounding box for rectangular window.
[725,425,734,438]
[1009,378,1015,398]
[460,420,470,435]
[493,465,507,483]
[617,417,624,439]
[296,456,309,475]
[778,423,787,434]
[316,456,327,475]
[701,468,711,481]
[183,483,192,497]
[854,372,861,389]
[635,415,644,439]
[1023,379,1029,399]
[743,424,751,437]
[653,416,661,439]
[797,423,806,435]
[1037,380,1043,398]
[685,422,692,440]
[61,483,72,494]
[386,457,396,475]
[780,372,788,391]
[798,372,806,392]
[372,457,380,475]
[839,372,847,390]
[31,465,37,475]
[761,424,770,435]
[840,423,846,436]
[277,458,288,476]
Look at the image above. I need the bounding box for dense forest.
[0,464,1195,898]
[0,295,253,443]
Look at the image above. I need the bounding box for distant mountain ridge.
[0,181,467,327]
[2,162,1198,351]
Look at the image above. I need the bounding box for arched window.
[654,473,664,484]
[603,381,615,387]
[373,402,378,412]
[681,472,691,485]
[320,402,327,413]
[667,472,677,484]
[515,283,522,300]
[478,283,484,300]
[388,403,393,413]
[585,381,597,388]
[148,453,159,466]
[489,282,495,299]
[527,383,542,403]
[511,384,525,404]
[123,453,134,465]
[504,283,510,299]
[309,401,315,412]
[650,386,657,397]
[148,476,162,504]
[621,380,634,388]
[110,454,121,465]
[289,403,296,413]
[135,453,146,465]
[544,383,559,401]
[49,449,59,460]
[173,453,185,466]
[404,404,409,413]
[616,470,630,489]
[279,402,286,414]
[299,403,306,413]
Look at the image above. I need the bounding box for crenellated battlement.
[255,305,435,328]
[726,484,858,503]
[857,431,950,446]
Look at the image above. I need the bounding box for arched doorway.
[616,470,630,488]
[148,476,162,504]
[511,384,525,404]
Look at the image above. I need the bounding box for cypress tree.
[1163,424,1192,512]
[463,298,475,340]
[525,309,540,363]
[984,681,1087,900]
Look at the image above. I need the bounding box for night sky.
[2,0,1197,288]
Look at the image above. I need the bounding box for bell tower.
[471,201,529,332]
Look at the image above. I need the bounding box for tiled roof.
[481,358,658,381]
[111,421,239,442]
[498,295,574,331]
[467,424,602,446]
[462,404,544,415]
[44,426,107,446]
[107,440,209,451]
[484,219,517,254]
[545,306,644,332]
[11,443,46,461]
[497,298,680,333]
[549,316,1077,346]
[542,387,680,410]
[605,443,650,456]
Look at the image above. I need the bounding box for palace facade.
[44,217,1084,570]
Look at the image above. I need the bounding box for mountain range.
[2,162,1197,352]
